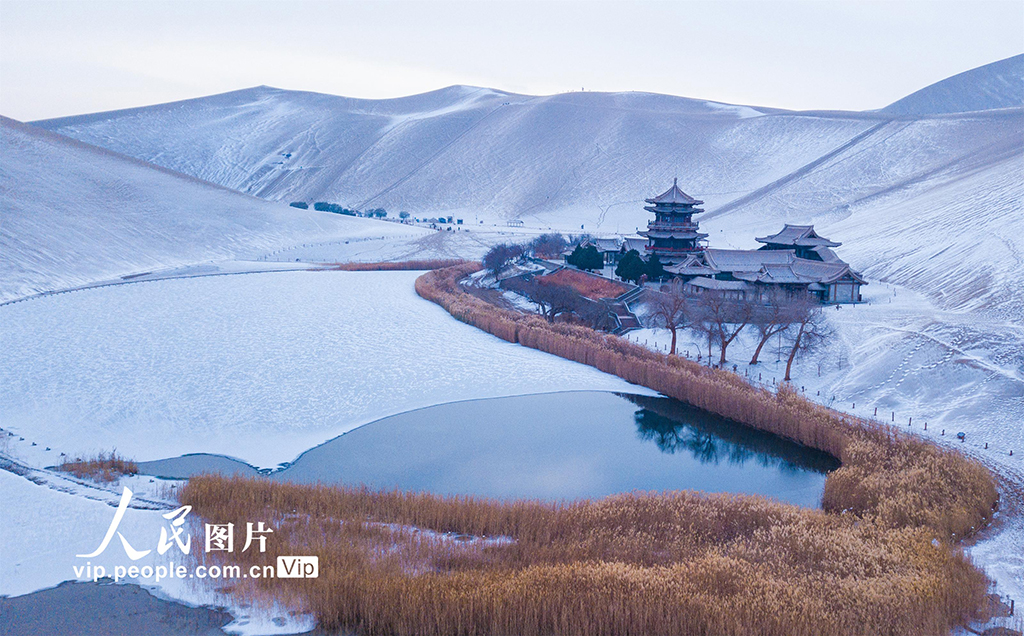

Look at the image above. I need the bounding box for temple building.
[636,180,867,303]
[637,178,708,264]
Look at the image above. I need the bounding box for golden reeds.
[57,450,138,482]
[181,477,990,636]
[177,263,999,635]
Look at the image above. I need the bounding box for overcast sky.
[1,0,1022,121]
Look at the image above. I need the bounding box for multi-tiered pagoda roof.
[638,179,708,264]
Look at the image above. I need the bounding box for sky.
[1,0,1022,121]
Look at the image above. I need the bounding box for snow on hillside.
[31,82,1024,320]
[33,85,871,220]
[0,270,651,469]
[0,117,425,302]
[882,54,1024,116]
[697,111,1024,320]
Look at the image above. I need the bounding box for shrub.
[288,201,308,209]
[57,451,138,482]
[483,243,526,278]
[615,249,645,283]
[644,252,666,280]
[567,244,604,271]
[529,233,568,259]
[313,202,358,216]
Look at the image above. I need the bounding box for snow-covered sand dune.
[881,53,1023,116]
[0,117,426,303]
[30,58,1024,321]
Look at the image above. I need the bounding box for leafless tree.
[483,243,526,279]
[577,299,616,331]
[748,287,796,365]
[529,233,568,259]
[783,296,831,381]
[504,278,580,323]
[692,289,753,366]
[646,279,691,355]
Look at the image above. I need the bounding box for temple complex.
[638,180,867,303]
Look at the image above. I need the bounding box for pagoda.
[638,178,708,265]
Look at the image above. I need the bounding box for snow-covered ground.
[0,466,315,635]
[625,279,1024,604]
[0,116,427,303]
[0,270,650,470]
[29,71,1023,331]
[0,268,654,632]
[3,56,1020,632]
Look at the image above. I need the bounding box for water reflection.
[627,394,840,474]
[138,391,839,507]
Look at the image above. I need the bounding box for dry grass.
[324,259,469,271]
[415,263,997,539]
[182,477,990,636]
[177,262,1000,635]
[540,268,629,299]
[57,451,137,482]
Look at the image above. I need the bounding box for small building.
[666,246,866,303]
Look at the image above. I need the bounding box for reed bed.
[325,259,468,271]
[57,450,137,482]
[414,263,997,540]
[182,477,990,636]
[178,262,1000,635]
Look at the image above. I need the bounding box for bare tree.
[529,233,568,259]
[783,296,831,381]
[483,243,526,279]
[692,289,753,366]
[577,299,616,331]
[646,279,690,355]
[748,287,795,365]
[505,278,579,323]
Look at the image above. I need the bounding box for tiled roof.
[639,229,709,240]
[704,248,795,271]
[685,277,752,291]
[592,238,622,252]
[755,224,841,248]
[810,246,842,262]
[682,247,866,286]
[645,178,703,206]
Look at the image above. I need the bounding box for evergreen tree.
[569,244,604,271]
[644,253,666,281]
[615,250,645,284]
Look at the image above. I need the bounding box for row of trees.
[313,202,360,215]
[647,282,829,381]
[482,234,571,278]
[290,201,408,219]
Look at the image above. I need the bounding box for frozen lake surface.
[140,391,839,507]
[0,270,649,469]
